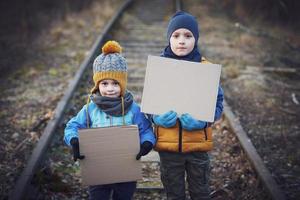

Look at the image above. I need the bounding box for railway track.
[10,0,290,199]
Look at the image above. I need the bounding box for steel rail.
[223,101,286,200]
[10,0,133,199]
[175,0,182,12]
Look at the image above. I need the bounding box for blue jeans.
[159,151,210,200]
[88,181,136,200]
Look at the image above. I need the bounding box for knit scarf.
[90,91,133,116]
[161,44,202,62]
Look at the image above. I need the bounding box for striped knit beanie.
[91,41,127,96]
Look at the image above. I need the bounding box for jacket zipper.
[178,119,182,152]
[204,128,208,140]
[108,115,112,126]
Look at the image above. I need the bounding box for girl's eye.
[101,82,108,86]
[113,81,119,86]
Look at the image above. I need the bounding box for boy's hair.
[91,41,127,96]
[167,11,199,42]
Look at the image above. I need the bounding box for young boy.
[153,11,224,200]
[64,41,156,200]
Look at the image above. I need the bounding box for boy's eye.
[172,34,179,38]
[185,34,193,38]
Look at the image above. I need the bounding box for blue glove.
[180,113,207,131]
[153,111,177,128]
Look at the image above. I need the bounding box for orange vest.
[154,57,213,153]
[154,120,213,153]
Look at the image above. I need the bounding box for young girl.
[64,41,156,200]
[153,11,224,200]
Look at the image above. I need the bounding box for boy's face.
[98,79,121,98]
[170,28,195,56]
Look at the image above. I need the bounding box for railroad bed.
[23,0,274,199]
[4,0,299,199]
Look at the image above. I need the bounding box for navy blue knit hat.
[167,11,199,42]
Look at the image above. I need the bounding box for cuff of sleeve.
[207,122,213,128]
[141,136,156,146]
[64,134,78,146]
[151,115,156,124]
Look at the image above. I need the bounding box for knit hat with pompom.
[91,41,127,96]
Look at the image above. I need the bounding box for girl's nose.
[107,84,114,91]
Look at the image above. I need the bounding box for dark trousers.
[159,151,210,200]
[88,181,136,200]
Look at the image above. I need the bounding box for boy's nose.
[179,37,185,44]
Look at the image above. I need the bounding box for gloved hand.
[153,111,177,128]
[70,137,85,161]
[180,113,207,131]
[136,141,153,160]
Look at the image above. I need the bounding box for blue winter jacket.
[214,86,224,121]
[64,101,156,146]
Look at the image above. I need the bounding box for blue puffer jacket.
[214,86,224,121]
[64,101,156,146]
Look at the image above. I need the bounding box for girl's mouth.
[105,93,117,96]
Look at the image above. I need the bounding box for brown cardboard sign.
[141,55,221,122]
[78,125,142,186]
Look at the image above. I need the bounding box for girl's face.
[170,28,195,56]
[98,79,121,98]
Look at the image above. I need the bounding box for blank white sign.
[141,55,221,122]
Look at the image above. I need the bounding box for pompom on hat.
[91,40,127,96]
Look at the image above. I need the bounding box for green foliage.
[49,68,58,76]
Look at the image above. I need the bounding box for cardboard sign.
[78,125,142,186]
[141,55,221,122]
